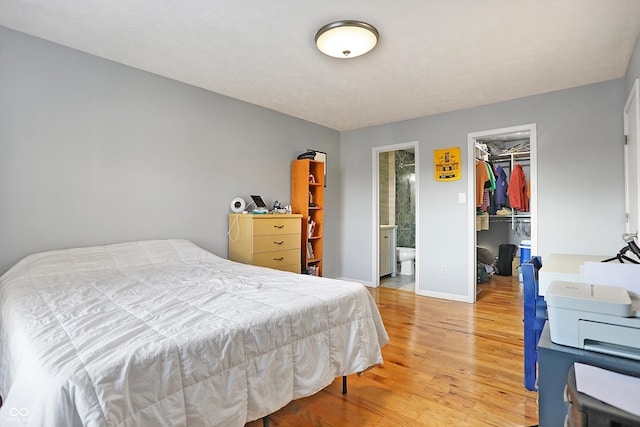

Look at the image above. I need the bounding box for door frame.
[372,141,419,290]
[466,124,537,302]
[624,78,640,235]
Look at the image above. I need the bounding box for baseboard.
[416,289,474,303]
[335,277,376,287]
[335,279,471,300]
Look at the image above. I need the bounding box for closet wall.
[476,135,532,272]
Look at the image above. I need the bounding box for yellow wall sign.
[434,147,461,181]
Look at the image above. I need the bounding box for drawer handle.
[273,257,285,261]
[274,241,285,245]
[274,224,285,229]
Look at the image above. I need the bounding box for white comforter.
[0,240,388,426]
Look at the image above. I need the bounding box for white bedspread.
[0,240,388,426]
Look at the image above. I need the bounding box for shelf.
[495,151,530,157]
[475,143,490,161]
[292,159,324,277]
[491,151,530,163]
[488,213,532,226]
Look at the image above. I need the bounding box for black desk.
[538,323,640,426]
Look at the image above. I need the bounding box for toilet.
[396,247,416,275]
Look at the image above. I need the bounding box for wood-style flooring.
[246,275,539,426]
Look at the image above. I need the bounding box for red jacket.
[508,164,529,211]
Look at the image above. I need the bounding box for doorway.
[372,141,419,291]
[467,124,537,302]
[624,79,639,236]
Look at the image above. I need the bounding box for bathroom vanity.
[380,225,397,277]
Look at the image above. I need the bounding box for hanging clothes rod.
[492,157,531,163]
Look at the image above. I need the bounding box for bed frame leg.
[261,377,346,425]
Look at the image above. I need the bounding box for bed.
[0,239,388,426]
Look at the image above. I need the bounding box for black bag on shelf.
[297,150,316,160]
[495,244,518,276]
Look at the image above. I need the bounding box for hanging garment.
[488,189,497,215]
[508,164,529,211]
[485,162,496,192]
[476,160,489,207]
[494,165,508,209]
[481,189,490,212]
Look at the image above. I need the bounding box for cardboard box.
[512,256,520,277]
[480,212,489,230]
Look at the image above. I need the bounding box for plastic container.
[518,240,531,282]
[520,240,531,263]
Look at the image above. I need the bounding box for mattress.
[0,239,388,426]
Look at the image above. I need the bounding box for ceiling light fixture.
[315,20,379,59]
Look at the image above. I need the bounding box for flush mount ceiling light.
[315,20,379,58]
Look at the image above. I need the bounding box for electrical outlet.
[441,264,447,273]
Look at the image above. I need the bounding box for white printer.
[545,281,640,360]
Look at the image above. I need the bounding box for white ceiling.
[2,0,640,131]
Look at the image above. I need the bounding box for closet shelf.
[491,151,530,163]
[495,151,530,157]
[488,213,531,226]
[475,143,490,161]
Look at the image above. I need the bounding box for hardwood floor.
[246,275,539,426]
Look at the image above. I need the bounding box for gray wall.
[0,27,341,276]
[2,25,637,299]
[340,79,626,299]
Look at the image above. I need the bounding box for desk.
[537,323,640,426]
[538,253,607,296]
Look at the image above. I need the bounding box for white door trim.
[466,123,537,302]
[372,141,419,291]
[624,79,640,235]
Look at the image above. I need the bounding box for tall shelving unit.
[291,159,324,276]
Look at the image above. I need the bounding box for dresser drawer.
[253,234,300,253]
[253,249,300,269]
[228,214,302,273]
[253,218,300,236]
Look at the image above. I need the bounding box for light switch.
[458,193,466,203]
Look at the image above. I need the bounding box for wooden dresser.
[228,214,302,273]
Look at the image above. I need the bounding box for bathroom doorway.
[372,142,418,291]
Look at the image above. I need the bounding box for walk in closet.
[475,129,534,281]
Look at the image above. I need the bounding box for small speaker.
[230,197,246,213]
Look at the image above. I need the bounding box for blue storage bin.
[518,240,531,283]
[520,239,531,263]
